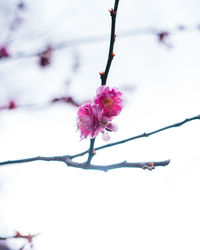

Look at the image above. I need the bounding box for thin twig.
[0,114,198,169]
[1,23,199,62]
[0,114,197,167]
[0,96,82,113]
[101,0,120,85]
[0,155,66,166]
[71,114,200,159]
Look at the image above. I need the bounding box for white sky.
[0,0,200,249]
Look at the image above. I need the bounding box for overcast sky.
[0,0,200,249]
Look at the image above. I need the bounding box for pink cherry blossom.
[77,102,117,140]
[94,86,123,118]
[77,102,99,139]
[77,86,123,140]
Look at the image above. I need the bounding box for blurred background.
[0,0,199,249]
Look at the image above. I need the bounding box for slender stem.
[85,0,120,166]
[94,115,200,151]
[101,0,120,85]
[86,138,96,165]
[71,114,200,159]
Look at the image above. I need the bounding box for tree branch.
[66,158,170,172]
[0,96,82,113]
[0,155,170,172]
[0,155,65,166]
[71,114,200,158]
[1,23,199,62]
[100,0,119,85]
[0,114,198,169]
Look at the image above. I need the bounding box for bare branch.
[0,155,170,172]
[0,96,83,113]
[100,0,119,85]
[1,23,200,62]
[0,155,66,166]
[66,158,170,172]
[71,114,200,159]
[0,114,198,169]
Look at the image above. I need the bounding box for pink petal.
[102,132,110,141]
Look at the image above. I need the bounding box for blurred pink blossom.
[8,100,17,109]
[0,46,10,58]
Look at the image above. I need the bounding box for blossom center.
[103,97,113,106]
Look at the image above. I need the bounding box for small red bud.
[112,52,115,57]
[99,71,105,76]
[109,8,113,13]
[109,8,117,15]
[16,231,21,237]
[149,162,155,169]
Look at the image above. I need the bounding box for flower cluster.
[77,86,123,141]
